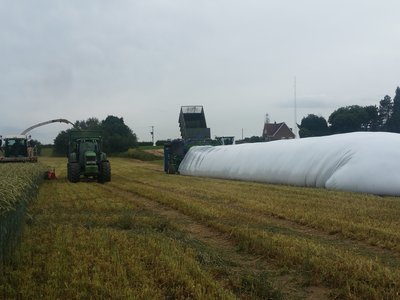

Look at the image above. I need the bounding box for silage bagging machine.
[164,106,213,174]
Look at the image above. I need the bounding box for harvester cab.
[0,135,37,163]
[0,118,75,163]
[67,130,111,183]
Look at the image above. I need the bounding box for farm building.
[262,121,295,141]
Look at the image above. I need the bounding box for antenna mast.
[294,76,298,138]
[150,126,155,146]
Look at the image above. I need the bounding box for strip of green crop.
[0,163,45,262]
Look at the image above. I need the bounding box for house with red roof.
[262,121,295,141]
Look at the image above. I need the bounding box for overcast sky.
[1,0,400,143]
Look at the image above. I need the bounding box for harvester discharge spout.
[20,118,76,135]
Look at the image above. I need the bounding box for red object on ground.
[47,168,57,179]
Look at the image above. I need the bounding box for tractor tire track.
[99,181,330,300]
[110,174,400,271]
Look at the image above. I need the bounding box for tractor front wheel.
[98,161,111,183]
[68,162,80,183]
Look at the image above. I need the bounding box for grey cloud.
[278,96,332,109]
[1,0,400,143]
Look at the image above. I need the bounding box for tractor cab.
[76,138,101,174]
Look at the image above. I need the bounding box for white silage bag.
[178,132,400,196]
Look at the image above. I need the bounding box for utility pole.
[294,76,298,138]
[241,128,244,140]
[150,126,155,146]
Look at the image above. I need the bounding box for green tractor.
[67,130,111,183]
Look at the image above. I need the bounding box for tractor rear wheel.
[98,161,111,183]
[68,162,80,183]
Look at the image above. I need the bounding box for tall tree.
[363,105,380,131]
[298,114,330,138]
[387,87,400,132]
[101,116,137,153]
[74,117,101,130]
[378,95,393,130]
[53,116,137,155]
[328,105,370,134]
[53,129,71,156]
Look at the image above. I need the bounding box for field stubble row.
[110,158,400,299]
[1,158,281,299]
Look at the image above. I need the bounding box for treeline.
[299,86,400,137]
[54,115,137,155]
[137,140,170,147]
[236,136,264,144]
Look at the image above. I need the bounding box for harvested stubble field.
[1,157,400,299]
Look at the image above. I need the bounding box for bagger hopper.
[163,106,212,174]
